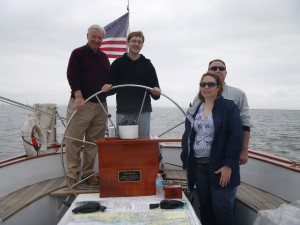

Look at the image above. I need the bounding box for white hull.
[4,196,62,225]
[0,152,64,198]
[241,150,300,203]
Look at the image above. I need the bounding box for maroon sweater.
[67,45,110,102]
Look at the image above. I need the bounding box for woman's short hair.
[198,71,224,101]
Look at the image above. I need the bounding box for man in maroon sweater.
[65,24,110,186]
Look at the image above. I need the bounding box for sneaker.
[85,175,99,185]
[67,177,78,186]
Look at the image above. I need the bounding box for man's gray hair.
[87,24,106,37]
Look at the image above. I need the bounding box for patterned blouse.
[193,103,215,158]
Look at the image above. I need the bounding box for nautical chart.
[69,210,193,225]
[65,198,199,225]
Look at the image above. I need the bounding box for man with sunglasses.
[208,59,252,165]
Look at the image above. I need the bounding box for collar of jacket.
[186,96,224,123]
[186,97,202,123]
[85,44,101,56]
[124,53,145,62]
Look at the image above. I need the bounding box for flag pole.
[126,0,130,53]
[127,0,130,34]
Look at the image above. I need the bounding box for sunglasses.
[209,66,226,71]
[199,82,217,88]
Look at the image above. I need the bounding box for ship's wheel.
[60,84,186,195]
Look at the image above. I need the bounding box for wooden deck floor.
[0,177,66,221]
[0,170,289,222]
[165,170,289,212]
[50,181,99,196]
[237,182,288,212]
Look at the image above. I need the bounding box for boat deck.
[0,170,289,222]
[0,177,66,221]
[237,182,288,212]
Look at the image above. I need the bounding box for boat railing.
[248,149,300,172]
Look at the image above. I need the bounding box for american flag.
[100,13,129,59]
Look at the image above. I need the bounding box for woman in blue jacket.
[181,72,243,225]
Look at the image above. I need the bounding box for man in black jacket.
[102,31,161,136]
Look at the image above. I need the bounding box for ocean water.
[0,104,300,162]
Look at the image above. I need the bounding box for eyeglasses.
[199,82,217,88]
[209,66,226,71]
[129,40,143,45]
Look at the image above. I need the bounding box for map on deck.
[66,198,199,225]
[70,210,192,225]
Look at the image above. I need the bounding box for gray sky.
[1,0,300,109]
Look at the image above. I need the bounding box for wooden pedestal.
[97,137,161,197]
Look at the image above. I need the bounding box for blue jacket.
[181,96,243,190]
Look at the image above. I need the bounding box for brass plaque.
[118,170,142,182]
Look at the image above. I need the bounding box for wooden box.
[164,185,183,199]
[97,137,161,197]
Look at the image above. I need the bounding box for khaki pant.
[65,98,107,179]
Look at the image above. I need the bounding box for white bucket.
[118,125,138,139]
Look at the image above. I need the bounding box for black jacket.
[108,53,160,113]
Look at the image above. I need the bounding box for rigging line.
[158,120,185,137]
[163,161,183,168]
[0,95,42,113]
[0,96,67,122]
[56,111,66,128]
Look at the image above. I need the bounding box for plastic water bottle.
[155,173,164,198]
